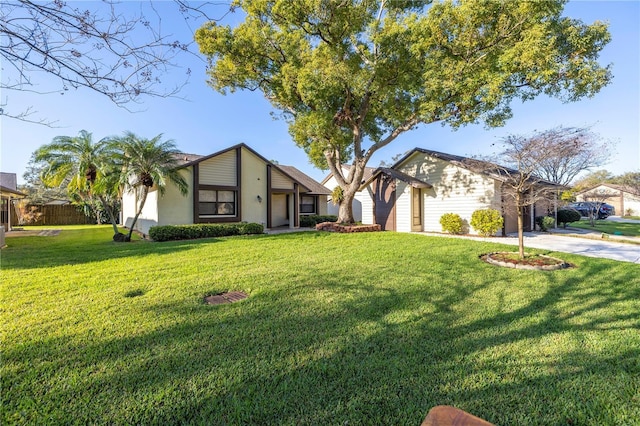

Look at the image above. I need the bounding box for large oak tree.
[196,0,611,224]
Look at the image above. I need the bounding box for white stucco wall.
[122,187,159,235]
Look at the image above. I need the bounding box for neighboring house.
[576,184,640,216]
[326,148,562,235]
[121,143,330,235]
[1,173,27,247]
[321,165,376,223]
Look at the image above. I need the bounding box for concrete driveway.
[502,232,640,264]
[419,230,640,264]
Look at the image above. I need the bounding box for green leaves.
[196,0,611,222]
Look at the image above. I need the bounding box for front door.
[411,187,422,232]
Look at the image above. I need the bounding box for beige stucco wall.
[157,168,193,229]
[241,147,268,225]
[397,154,501,235]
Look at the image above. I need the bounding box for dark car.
[567,202,615,219]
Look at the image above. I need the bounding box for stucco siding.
[122,188,159,235]
[271,194,288,227]
[199,150,237,186]
[398,154,500,234]
[157,168,193,229]
[241,148,268,225]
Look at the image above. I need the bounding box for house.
[121,143,330,235]
[321,165,376,223]
[1,172,26,247]
[576,183,640,216]
[1,172,26,230]
[325,148,562,235]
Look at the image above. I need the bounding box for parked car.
[566,202,615,219]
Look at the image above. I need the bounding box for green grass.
[570,220,640,237]
[2,226,639,425]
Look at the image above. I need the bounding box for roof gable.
[395,148,564,188]
[178,143,324,194]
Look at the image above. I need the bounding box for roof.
[278,165,331,195]
[0,185,26,198]
[176,143,326,194]
[395,148,565,188]
[361,168,432,190]
[173,152,204,166]
[321,164,377,186]
[576,183,640,197]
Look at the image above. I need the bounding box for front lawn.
[569,220,640,237]
[2,226,639,425]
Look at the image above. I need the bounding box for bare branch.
[0,0,231,124]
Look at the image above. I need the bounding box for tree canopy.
[196,0,611,223]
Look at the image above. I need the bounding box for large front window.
[199,190,236,216]
[300,195,316,214]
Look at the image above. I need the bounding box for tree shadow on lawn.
[3,259,639,424]
[0,230,225,271]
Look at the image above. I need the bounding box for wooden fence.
[10,204,96,226]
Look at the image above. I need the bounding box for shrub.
[149,222,263,242]
[300,215,338,227]
[535,215,556,231]
[470,208,504,237]
[439,213,465,234]
[238,222,264,235]
[557,208,581,228]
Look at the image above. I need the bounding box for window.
[300,195,316,214]
[199,190,236,216]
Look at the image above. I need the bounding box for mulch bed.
[315,222,382,233]
[481,252,571,271]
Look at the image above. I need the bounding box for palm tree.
[34,130,121,236]
[114,132,188,241]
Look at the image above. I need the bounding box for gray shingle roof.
[279,165,331,195]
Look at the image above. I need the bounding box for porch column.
[7,195,12,231]
[293,183,299,228]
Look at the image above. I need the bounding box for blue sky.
[1,0,638,185]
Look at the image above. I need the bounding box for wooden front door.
[411,187,422,232]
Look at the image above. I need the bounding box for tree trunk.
[337,190,356,224]
[98,195,120,235]
[127,187,149,241]
[516,196,525,259]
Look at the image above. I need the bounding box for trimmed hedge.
[149,222,264,242]
[300,215,338,227]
